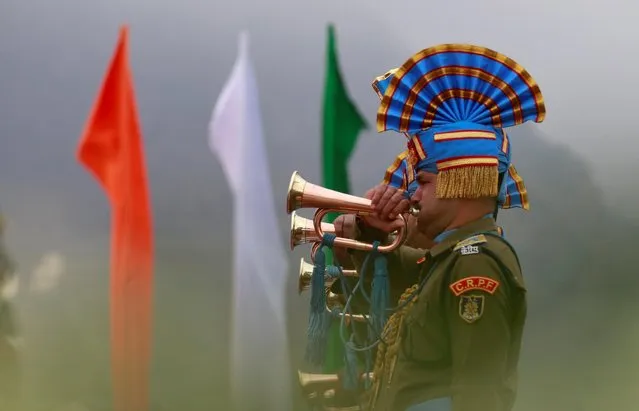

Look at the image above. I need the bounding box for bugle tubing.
[329,309,369,323]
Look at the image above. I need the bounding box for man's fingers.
[335,214,357,239]
[347,215,358,236]
[369,186,387,206]
[333,216,344,237]
[361,214,399,233]
[374,187,396,213]
[380,190,407,219]
[389,218,406,232]
[389,198,411,220]
[363,187,376,200]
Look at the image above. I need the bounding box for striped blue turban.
[373,44,545,205]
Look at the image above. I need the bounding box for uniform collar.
[429,216,499,258]
[432,213,493,244]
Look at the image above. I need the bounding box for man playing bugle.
[320,151,431,411]
[330,44,545,411]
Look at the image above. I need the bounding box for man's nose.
[411,187,422,203]
[406,181,419,199]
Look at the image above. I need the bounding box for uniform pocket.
[400,299,432,361]
[400,296,448,364]
[405,297,429,327]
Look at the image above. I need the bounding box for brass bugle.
[325,290,370,323]
[326,290,345,309]
[286,171,418,253]
[298,370,374,392]
[290,211,335,250]
[328,308,369,323]
[298,257,358,294]
[322,288,370,323]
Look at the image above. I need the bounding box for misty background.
[1,0,639,410]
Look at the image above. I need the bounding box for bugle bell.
[298,257,358,294]
[298,370,374,393]
[290,211,335,250]
[286,171,418,253]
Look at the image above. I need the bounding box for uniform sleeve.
[445,252,511,411]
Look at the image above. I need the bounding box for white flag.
[208,32,292,411]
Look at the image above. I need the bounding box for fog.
[2,0,639,409]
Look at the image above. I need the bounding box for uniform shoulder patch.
[459,295,484,323]
[453,234,487,253]
[449,276,500,296]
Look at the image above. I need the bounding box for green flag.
[322,24,367,196]
[320,23,367,373]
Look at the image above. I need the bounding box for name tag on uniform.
[459,245,479,255]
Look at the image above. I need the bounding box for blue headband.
[382,153,530,210]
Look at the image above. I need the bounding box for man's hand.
[332,185,411,236]
[361,185,410,233]
[367,184,410,219]
[333,215,358,240]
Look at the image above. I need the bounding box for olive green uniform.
[350,217,526,411]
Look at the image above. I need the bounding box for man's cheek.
[419,195,431,209]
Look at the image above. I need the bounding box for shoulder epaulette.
[453,234,487,254]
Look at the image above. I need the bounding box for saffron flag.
[321,23,367,373]
[208,32,292,410]
[77,26,154,411]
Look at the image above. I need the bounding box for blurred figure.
[0,212,22,410]
[29,252,65,295]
